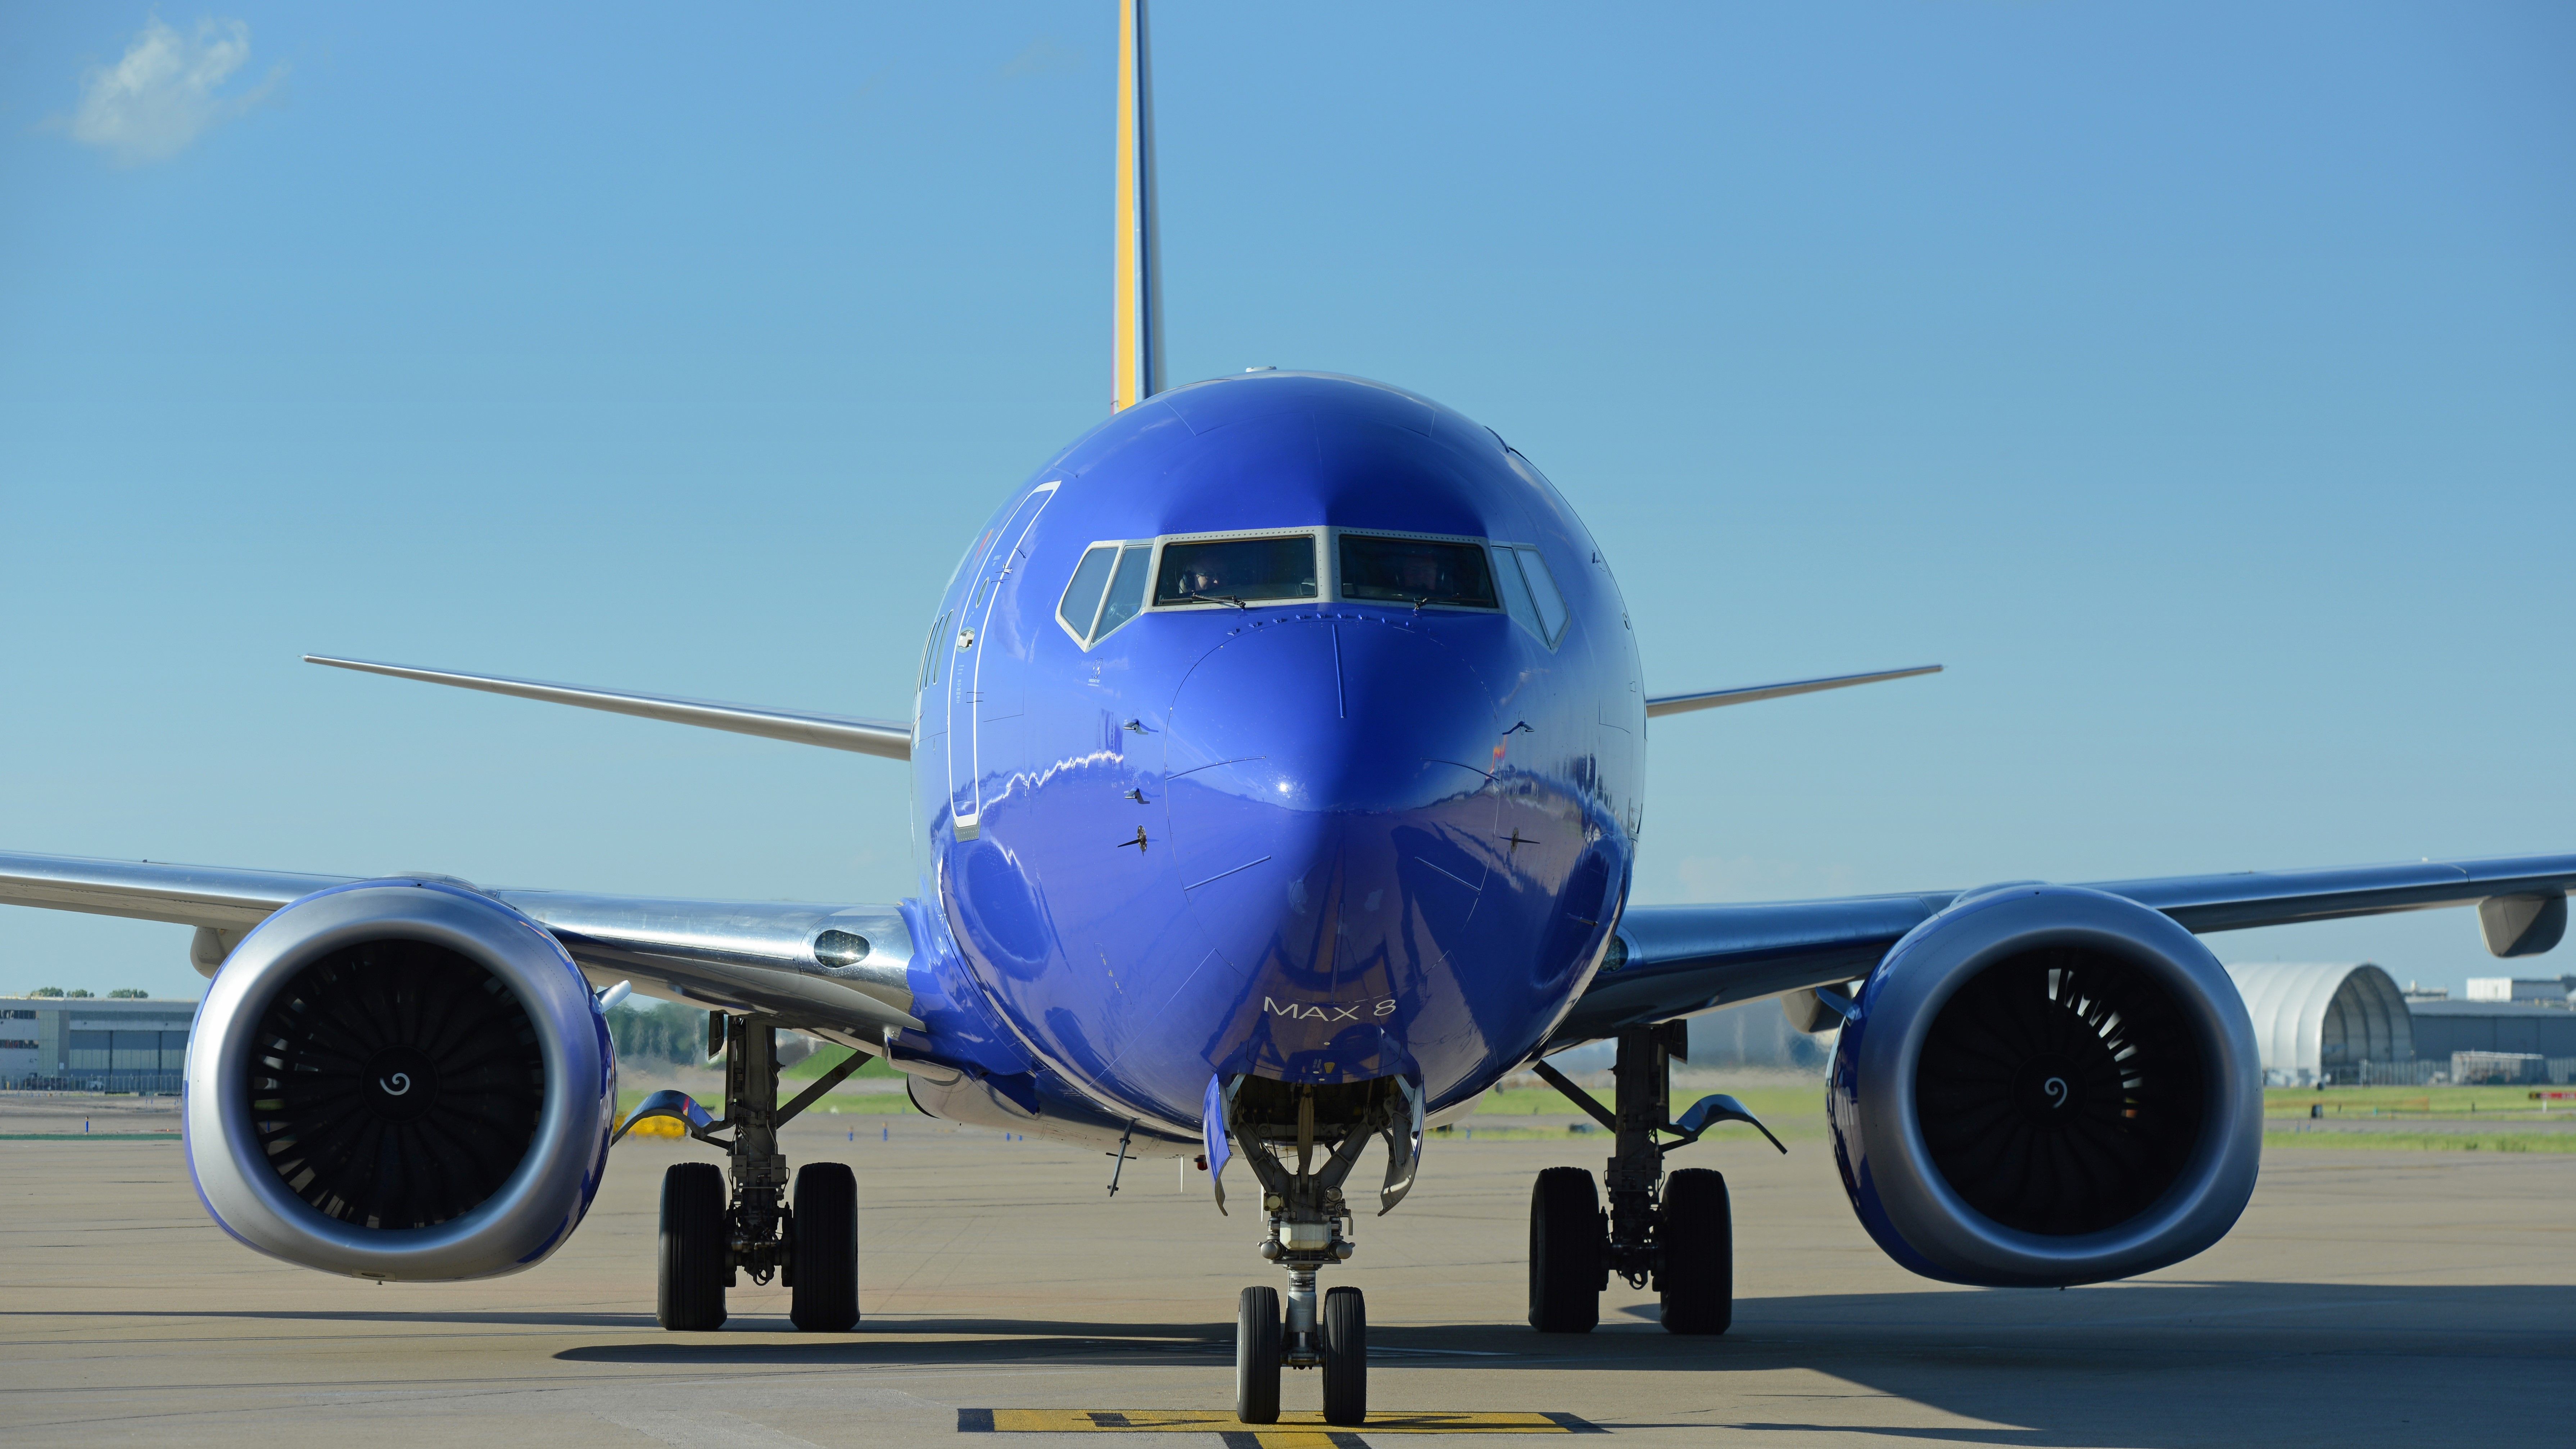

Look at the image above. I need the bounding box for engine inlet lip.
[185,880,609,1281]
[1852,885,2263,1286]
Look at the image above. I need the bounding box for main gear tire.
[657,1161,728,1331]
[1528,1165,1604,1333]
[1657,1167,1733,1335]
[789,1162,859,1332]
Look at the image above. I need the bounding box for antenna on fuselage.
[1112,0,1164,412]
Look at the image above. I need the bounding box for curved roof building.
[2223,962,2413,1086]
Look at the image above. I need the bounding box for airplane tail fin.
[1112,0,1163,412]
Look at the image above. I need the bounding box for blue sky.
[3,3,2570,1000]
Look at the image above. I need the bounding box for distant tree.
[64,988,93,999]
[107,988,148,999]
[29,987,64,997]
[607,999,712,1066]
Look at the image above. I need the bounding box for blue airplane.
[4,1,2571,1428]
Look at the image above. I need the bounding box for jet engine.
[184,879,615,1281]
[1827,885,2262,1287]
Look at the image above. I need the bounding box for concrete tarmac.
[2,1117,2569,1448]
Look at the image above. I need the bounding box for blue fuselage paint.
[898,373,1643,1139]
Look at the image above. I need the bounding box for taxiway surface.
[2,1110,2568,1448]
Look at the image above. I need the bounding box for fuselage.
[897,372,1643,1138]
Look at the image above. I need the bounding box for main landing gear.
[1221,1076,1423,1427]
[1527,1022,1784,1335]
[647,1014,869,1332]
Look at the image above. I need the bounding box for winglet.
[1111,0,1164,412]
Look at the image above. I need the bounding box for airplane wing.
[303,656,913,760]
[0,850,919,1046]
[1645,664,1940,717]
[1550,851,2576,1047]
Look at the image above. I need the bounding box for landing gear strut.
[654,1015,864,1332]
[1221,1077,1421,1427]
[1527,1022,1782,1335]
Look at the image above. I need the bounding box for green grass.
[615,1085,916,1121]
[783,1047,901,1081]
[614,1046,903,1122]
[1433,1124,1607,1141]
[2261,1085,2576,1152]
[2263,1085,2573,1120]
[2265,1129,2576,1153]
[0,1132,178,1141]
[1468,1084,1826,1138]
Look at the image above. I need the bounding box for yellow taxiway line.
[960,1409,1598,1445]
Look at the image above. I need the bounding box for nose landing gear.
[1219,1077,1421,1426]
[1526,1021,1783,1335]
[1233,1270,1367,1425]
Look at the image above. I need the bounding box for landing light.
[814,930,871,967]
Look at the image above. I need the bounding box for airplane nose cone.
[1163,616,1503,1078]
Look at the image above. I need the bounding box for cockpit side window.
[1094,545,1153,637]
[1057,545,1118,642]
[1338,534,1498,610]
[1154,535,1319,607]
[1491,548,1539,631]
[1507,546,1570,646]
[1055,541,1156,649]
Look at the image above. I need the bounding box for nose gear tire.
[1321,1285,1368,1425]
[1528,1166,1604,1333]
[1656,1167,1732,1335]
[1235,1285,1283,1423]
[657,1162,729,1331]
[789,1162,859,1332]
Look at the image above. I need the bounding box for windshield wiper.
[1185,591,1249,610]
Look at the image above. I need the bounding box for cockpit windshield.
[1337,534,1497,610]
[1154,536,1319,607]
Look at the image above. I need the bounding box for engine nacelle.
[1828,885,2262,1287]
[185,880,615,1281]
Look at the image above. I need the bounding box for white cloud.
[64,17,283,165]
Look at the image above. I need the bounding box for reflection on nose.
[1163,617,1502,1031]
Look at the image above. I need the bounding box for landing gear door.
[946,484,1057,840]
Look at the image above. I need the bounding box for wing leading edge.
[0,850,919,1045]
[303,655,912,760]
[1553,851,2576,1048]
[1644,664,1941,717]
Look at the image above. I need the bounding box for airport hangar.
[2221,964,2576,1086]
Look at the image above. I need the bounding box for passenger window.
[1512,548,1569,645]
[1339,535,1497,609]
[1092,544,1154,639]
[1155,536,1318,606]
[1058,546,1119,640]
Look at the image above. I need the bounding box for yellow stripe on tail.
[1112,0,1163,411]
